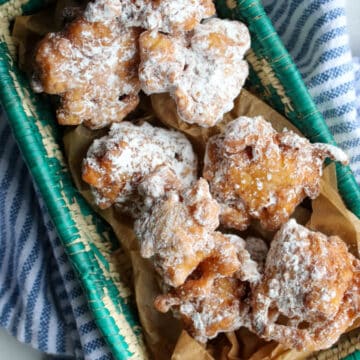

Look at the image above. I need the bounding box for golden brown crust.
[155,274,249,343]
[32,18,141,129]
[251,220,360,351]
[135,177,261,342]
[203,116,349,231]
[134,179,245,287]
[81,121,198,215]
[84,0,216,34]
[139,18,250,127]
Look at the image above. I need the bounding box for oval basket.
[1,0,360,359]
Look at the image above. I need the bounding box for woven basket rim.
[1,0,360,359]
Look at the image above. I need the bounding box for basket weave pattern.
[0,1,148,358]
[0,0,359,359]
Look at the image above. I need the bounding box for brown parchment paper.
[150,92,300,166]
[62,90,360,360]
[12,10,360,360]
[62,124,182,360]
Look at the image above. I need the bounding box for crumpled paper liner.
[63,90,360,360]
[12,8,360,359]
[149,92,360,359]
[150,91,300,167]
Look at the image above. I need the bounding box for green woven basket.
[1,0,360,359]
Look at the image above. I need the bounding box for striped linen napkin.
[263,0,360,179]
[0,0,359,358]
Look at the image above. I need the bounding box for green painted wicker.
[0,0,360,359]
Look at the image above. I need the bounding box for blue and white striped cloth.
[263,0,360,180]
[0,112,112,359]
[0,0,359,359]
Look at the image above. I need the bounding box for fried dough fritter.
[135,178,260,288]
[155,273,250,343]
[82,121,197,215]
[32,18,141,129]
[152,229,261,342]
[139,18,250,127]
[203,116,349,231]
[135,178,236,287]
[84,0,216,34]
[251,220,360,351]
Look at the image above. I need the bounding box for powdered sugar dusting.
[139,18,250,127]
[176,276,247,342]
[82,121,197,215]
[203,116,349,231]
[221,234,261,283]
[137,177,261,341]
[134,179,224,286]
[84,0,216,34]
[32,18,141,129]
[313,143,349,165]
[262,220,338,318]
[251,219,359,351]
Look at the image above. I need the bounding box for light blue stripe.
[263,0,277,14]
[352,168,360,178]
[0,166,31,297]
[0,142,20,272]
[323,102,355,120]
[97,354,113,360]
[50,274,68,289]
[24,258,42,343]
[298,27,348,71]
[0,186,34,331]
[275,0,334,49]
[63,269,76,282]
[55,322,66,354]
[313,81,353,104]
[38,254,52,351]
[338,137,360,150]
[301,45,348,77]
[69,286,83,300]
[350,154,360,164]
[293,9,345,64]
[0,208,34,326]
[307,63,353,88]
[79,321,97,336]
[0,285,19,327]
[83,337,106,356]
[13,181,34,264]
[38,302,51,350]
[57,252,69,265]
[57,290,71,302]
[329,121,360,135]
[73,304,90,318]
[266,1,294,26]
[9,295,24,335]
